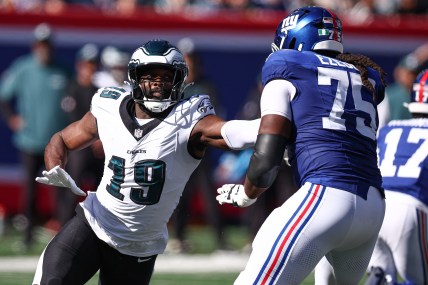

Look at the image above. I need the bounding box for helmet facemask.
[131,63,185,113]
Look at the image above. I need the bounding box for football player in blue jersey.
[216,6,388,285]
[364,69,428,285]
[31,39,260,285]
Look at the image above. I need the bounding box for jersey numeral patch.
[318,67,377,140]
[106,156,166,205]
[379,128,428,178]
[100,87,126,100]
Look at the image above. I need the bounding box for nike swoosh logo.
[137,257,152,263]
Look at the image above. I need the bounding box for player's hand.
[216,184,257,208]
[35,165,86,196]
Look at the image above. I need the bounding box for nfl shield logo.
[134,129,143,138]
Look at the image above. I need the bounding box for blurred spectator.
[0,0,66,13]
[284,0,314,12]
[93,45,131,91]
[178,37,222,108]
[167,37,229,253]
[154,0,188,13]
[0,0,43,12]
[190,0,224,12]
[397,0,428,14]
[378,43,428,129]
[115,0,138,14]
[44,0,66,14]
[313,0,353,13]
[0,23,69,250]
[250,0,285,11]
[374,0,400,14]
[223,0,252,10]
[60,43,104,224]
[1,0,428,14]
[345,0,375,23]
[92,0,139,15]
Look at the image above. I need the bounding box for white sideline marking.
[0,252,249,273]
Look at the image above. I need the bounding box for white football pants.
[235,182,385,285]
[367,190,428,285]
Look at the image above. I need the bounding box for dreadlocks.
[337,53,387,102]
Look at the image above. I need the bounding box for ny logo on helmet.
[280,15,299,34]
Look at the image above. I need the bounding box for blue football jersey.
[377,119,428,206]
[262,50,385,199]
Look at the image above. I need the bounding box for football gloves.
[35,165,86,196]
[216,184,257,208]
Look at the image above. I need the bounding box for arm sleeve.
[260,79,295,120]
[221,118,260,150]
[377,93,389,132]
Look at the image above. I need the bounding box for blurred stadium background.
[0,1,427,284]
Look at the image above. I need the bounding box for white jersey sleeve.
[260,79,295,120]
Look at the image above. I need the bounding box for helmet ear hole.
[289,38,296,50]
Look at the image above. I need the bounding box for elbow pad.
[247,134,288,188]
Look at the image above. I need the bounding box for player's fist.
[36,165,86,196]
[216,184,257,208]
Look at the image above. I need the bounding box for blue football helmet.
[408,69,428,114]
[272,6,343,54]
[128,39,188,113]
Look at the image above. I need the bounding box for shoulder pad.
[96,86,128,100]
[91,87,130,119]
[172,95,216,125]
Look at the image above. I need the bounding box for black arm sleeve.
[246,134,288,188]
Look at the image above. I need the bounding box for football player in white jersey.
[363,69,428,285]
[216,6,388,285]
[32,39,260,285]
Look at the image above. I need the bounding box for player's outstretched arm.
[36,111,99,196]
[190,114,260,156]
[244,114,291,199]
[44,111,99,170]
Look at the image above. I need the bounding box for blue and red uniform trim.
[253,184,326,285]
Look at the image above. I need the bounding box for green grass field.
[0,223,367,285]
[0,222,250,256]
[0,272,318,285]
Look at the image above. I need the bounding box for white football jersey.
[80,86,215,257]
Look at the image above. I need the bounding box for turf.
[0,272,318,285]
[0,222,367,284]
[0,223,250,256]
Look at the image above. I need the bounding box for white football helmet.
[128,39,188,113]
